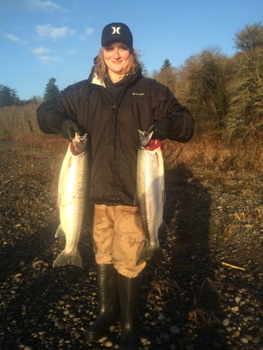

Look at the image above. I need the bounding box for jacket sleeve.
[36,82,81,134]
[151,80,194,142]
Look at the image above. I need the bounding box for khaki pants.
[92,204,146,278]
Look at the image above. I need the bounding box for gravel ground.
[0,142,263,350]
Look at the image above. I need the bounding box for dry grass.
[151,278,184,298]
[188,308,220,328]
[10,131,258,188]
[0,104,40,140]
[187,277,223,327]
[14,133,68,152]
[13,131,262,183]
[10,134,68,180]
[163,134,263,180]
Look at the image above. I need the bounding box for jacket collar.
[91,74,106,87]
[89,68,142,88]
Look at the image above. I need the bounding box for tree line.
[0,77,59,107]
[1,22,262,140]
[152,22,263,139]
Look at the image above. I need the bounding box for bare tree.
[226,46,263,138]
[234,21,263,52]
[180,49,229,130]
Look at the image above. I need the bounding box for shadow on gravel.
[0,220,96,349]
[0,223,57,283]
[154,162,230,349]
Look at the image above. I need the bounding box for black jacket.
[36,69,194,205]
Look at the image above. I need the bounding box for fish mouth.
[71,133,88,155]
[138,130,153,147]
[138,129,163,150]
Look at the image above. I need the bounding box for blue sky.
[1,0,262,100]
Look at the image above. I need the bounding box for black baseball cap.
[101,22,133,47]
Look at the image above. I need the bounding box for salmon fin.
[55,225,65,238]
[133,191,139,206]
[158,221,170,235]
[53,250,82,268]
[137,244,166,265]
[137,243,149,263]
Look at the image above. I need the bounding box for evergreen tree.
[44,77,59,100]
[155,59,177,94]
[0,85,19,107]
[140,61,149,77]
[161,59,172,71]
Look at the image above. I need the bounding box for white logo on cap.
[111,26,121,35]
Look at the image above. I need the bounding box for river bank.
[0,140,262,349]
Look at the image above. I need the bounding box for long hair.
[94,47,141,82]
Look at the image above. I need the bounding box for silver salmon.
[136,130,166,262]
[53,133,88,268]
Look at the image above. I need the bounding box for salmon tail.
[137,243,149,263]
[55,225,65,238]
[133,191,139,206]
[137,244,166,265]
[53,250,82,268]
[159,221,170,235]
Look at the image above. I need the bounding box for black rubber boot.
[86,264,118,342]
[118,273,142,350]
